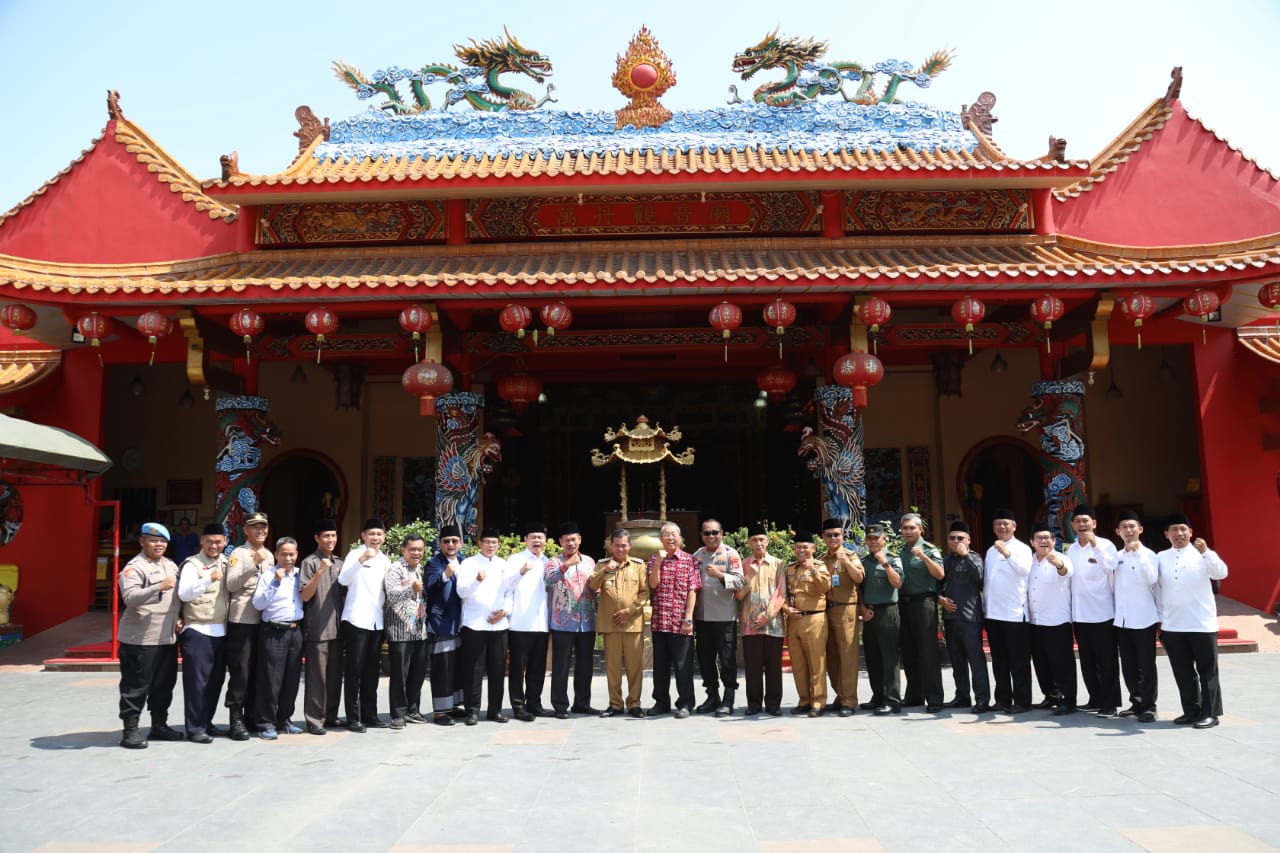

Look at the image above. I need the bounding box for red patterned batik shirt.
[647,549,702,633]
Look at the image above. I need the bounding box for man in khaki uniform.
[820,518,864,717]
[590,528,649,718]
[224,511,272,740]
[116,522,182,749]
[784,530,831,717]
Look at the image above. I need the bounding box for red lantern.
[497,372,543,414]
[1029,294,1065,353]
[1,303,37,334]
[229,308,264,363]
[857,296,892,354]
[1183,289,1220,344]
[398,305,433,361]
[1260,282,1280,312]
[709,302,743,362]
[76,312,108,365]
[304,308,339,364]
[762,298,797,359]
[499,304,533,339]
[538,302,573,346]
[756,365,797,402]
[1116,291,1156,349]
[833,351,884,409]
[136,311,172,367]
[951,296,986,355]
[402,360,454,416]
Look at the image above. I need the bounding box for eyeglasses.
[701,529,721,536]
[947,535,967,541]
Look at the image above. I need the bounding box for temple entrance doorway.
[956,437,1044,551]
[260,450,346,544]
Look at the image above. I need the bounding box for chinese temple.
[1,29,1279,640]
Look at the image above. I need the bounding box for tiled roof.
[0,118,237,227]
[1,234,1276,298]
[1053,98,1173,201]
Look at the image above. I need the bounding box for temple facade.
[1,31,1278,638]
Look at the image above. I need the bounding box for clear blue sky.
[1,0,1276,214]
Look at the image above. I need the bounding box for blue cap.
[140,522,171,541]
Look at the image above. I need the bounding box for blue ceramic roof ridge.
[315,99,979,163]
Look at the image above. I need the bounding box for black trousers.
[388,639,429,719]
[255,623,304,729]
[1160,630,1223,719]
[117,642,177,721]
[342,622,384,725]
[863,603,902,708]
[651,630,695,711]
[899,595,944,706]
[1074,620,1121,709]
[507,630,549,712]
[460,627,508,714]
[223,621,259,713]
[428,638,464,713]
[694,620,739,704]
[550,630,595,712]
[303,638,343,727]
[179,630,225,735]
[741,635,784,712]
[1031,623,1077,707]
[985,618,1032,708]
[943,618,990,705]
[1117,624,1159,713]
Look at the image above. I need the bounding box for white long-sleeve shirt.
[1156,546,1228,633]
[455,553,513,632]
[1027,554,1073,626]
[506,548,549,632]
[1068,537,1118,623]
[338,547,391,630]
[983,537,1033,622]
[1113,544,1159,629]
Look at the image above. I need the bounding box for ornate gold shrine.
[590,415,694,522]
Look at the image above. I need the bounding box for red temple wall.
[1055,103,1280,247]
[1193,325,1280,612]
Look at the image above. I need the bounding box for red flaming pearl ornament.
[229,308,264,363]
[762,298,797,359]
[402,360,454,417]
[136,311,172,367]
[1029,294,1065,353]
[304,308,339,363]
[832,351,884,409]
[951,296,986,355]
[709,301,743,362]
[1116,291,1156,349]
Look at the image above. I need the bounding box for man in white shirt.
[983,508,1034,714]
[1028,524,1076,715]
[1113,510,1160,722]
[506,522,551,721]
[1156,512,1229,730]
[338,517,392,732]
[252,537,306,739]
[456,527,513,725]
[1067,505,1121,717]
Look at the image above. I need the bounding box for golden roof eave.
[0,349,61,395]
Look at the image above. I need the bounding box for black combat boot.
[120,715,148,750]
[228,706,251,741]
[149,717,184,741]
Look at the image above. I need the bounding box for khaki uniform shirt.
[822,549,861,605]
[117,552,180,645]
[590,556,649,633]
[785,560,832,613]
[226,544,271,624]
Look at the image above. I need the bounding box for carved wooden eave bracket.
[0,349,61,395]
[178,309,243,397]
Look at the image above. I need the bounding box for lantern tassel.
[967,337,974,356]
[724,342,729,363]
[148,345,156,368]
[533,329,539,347]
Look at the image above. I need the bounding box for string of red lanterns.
[398,306,433,362]
[136,311,172,367]
[833,351,884,409]
[1029,294,1065,353]
[1115,291,1155,349]
[1183,289,1220,344]
[762,298,796,359]
[304,308,339,364]
[951,296,985,355]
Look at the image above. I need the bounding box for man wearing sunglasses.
[692,518,743,717]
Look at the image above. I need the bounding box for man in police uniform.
[783,530,831,717]
[858,525,904,715]
[819,519,863,717]
[116,522,182,749]
[224,511,272,740]
[897,512,945,712]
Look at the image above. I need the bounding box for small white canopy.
[0,413,112,476]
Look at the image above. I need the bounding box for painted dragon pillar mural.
[799,385,866,531]
[1016,380,1088,541]
[434,392,502,539]
[214,396,281,546]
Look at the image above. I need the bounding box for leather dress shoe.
[646,706,671,717]
[807,708,823,718]
[530,707,553,718]
[695,698,720,714]
[433,714,455,727]
[745,705,762,716]
[1193,716,1219,729]
[925,705,944,714]
[554,710,571,720]
[186,731,213,744]
[714,705,732,718]
[1137,711,1158,723]
[571,705,600,715]
[1052,705,1076,716]
[487,712,510,724]
[823,703,843,713]
[206,723,227,738]
[1009,705,1032,714]
[514,708,536,722]
[449,707,470,719]
[599,707,622,718]
[367,718,390,729]
[872,706,894,716]
[971,703,992,714]
[993,704,1013,714]
[628,707,644,719]
[149,722,184,742]
[900,700,924,709]
[673,708,691,719]
[790,705,812,716]
[837,707,854,717]
[306,723,327,735]
[858,701,879,711]
[1034,697,1058,709]
[1080,702,1101,711]
[1173,713,1196,725]
[766,708,782,717]
[324,719,342,728]
[347,722,367,733]
[944,697,971,709]
[464,714,479,727]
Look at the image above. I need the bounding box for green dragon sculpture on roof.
[333,28,555,113]
[730,30,952,108]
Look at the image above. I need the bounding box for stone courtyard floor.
[2,648,1279,852]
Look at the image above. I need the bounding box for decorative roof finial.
[961,92,998,137]
[1165,66,1184,102]
[612,27,676,130]
[220,151,240,182]
[293,106,331,151]
[106,89,124,121]
[1044,135,1068,163]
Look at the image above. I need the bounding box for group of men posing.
[113,503,1228,748]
